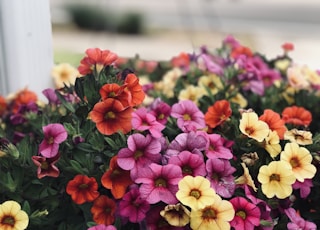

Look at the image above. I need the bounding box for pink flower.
[230,197,261,230]
[292,179,313,198]
[118,186,150,223]
[171,100,206,132]
[202,133,233,159]
[39,123,67,158]
[149,99,171,125]
[135,163,183,204]
[117,133,162,180]
[87,224,117,230]
[31,154,60,179]
[285,208,317,230]
[132,107,165,138]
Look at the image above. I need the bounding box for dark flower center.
[202,207,216,220]
[155,178,167,187]
[290,157,300,168]
[47,136,54,144]
[245,126,255,135]
[2,215,15,226]
[41,161,49,170]
[79,184,89,189]
[190,189,201,199]
[270,173,280,181]
[182,165,193,175]
[105,111,116,120]
[134,150,143,160]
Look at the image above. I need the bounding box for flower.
[257,161,296,199]
[66,174,100,204]
[284,128,313,145]
[160,203,190,227]
[264,130,282,158]
[235,163,258,192]
[282,106,312,127]
[123,73,145,107]
[0,200,29,230]
[284,207,317,230]
[90,195,116,226]
[259,109,286,139]
[176,175,217,210]
[204,99,232,129]
[31,154,60,179]
[51,63,79,88]
[88,225,117,230]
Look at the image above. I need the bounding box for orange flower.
[91,195,116,226]
[99,83,131,107]
[0,96,7,116]
[101,156,133,199]
[90,98,133,135]
[66,174,100,204]
[230,45,253,59]
[205,100,232,129]
[259,109,287,139]
[12,88,37,113]
[171,52,190,69]
[282,106,312,127]
[124,73,145,107]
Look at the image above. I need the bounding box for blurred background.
[50,0,320,68]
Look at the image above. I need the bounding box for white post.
[0,0,53,98]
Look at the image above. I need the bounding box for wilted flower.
[160,203,190,227]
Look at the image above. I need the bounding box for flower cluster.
[1,37,320,230]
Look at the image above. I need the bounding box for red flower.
[204,99,232,129]
[99,83,131,107]
[101,156,133,199]
[31,154,60,179]
[282,42,294,52]
[259,109,287,139]
[282,106,312,127]
[90,98,133,135]
[230,45,253,59]
[12,88,38,113]
[0,96,7,116]
[91,195,117,225]
[66,174,100,204]
[171,52,190,69]
[124,73,145,107]
[78,48,118,75]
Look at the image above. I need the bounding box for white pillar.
[0,0,53,98]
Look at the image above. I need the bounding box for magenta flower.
[31,154,60,179]
[170,100,206,132]
[117,133,162,180]
[118,186,150,223]
[149,99,171,125]
[292,179,313,198]
[168,150,206,177]
[87,225,117,230]
[135,163,183,204]
[39,123,68,158]
[198,53,223,75]
[230,197,261,230]
[201,133,233,159]
[132,107,165,138]
[205,158,236,198]
[285,207,317,230]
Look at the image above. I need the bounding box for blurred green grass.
[54,50,83,67]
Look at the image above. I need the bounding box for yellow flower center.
[270,173,280,181]
[183,114,191,121]
[190,189,201,199]
[41,161,49,170]
[60,70,69,81]
[155,178,167,187]
[158,114,165,120]
[236,210,247,219]
[202,207,216,220]
[290,157,300,168]
[2,215,15,226]
[79,184,88,189]
[134,150,143,160]
[105,111,116,120]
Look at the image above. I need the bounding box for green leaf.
[70,160,88,174]
[55,91,76,113]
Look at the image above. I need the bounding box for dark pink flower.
[135,163,183,204]
[230,197,261,230]
[171,100,206,132]
[31,154,60,179]
[292,179,313,198]
[88,224,117,230]
[149,99,171,125]
[285,208,317,230]
[39,123,68,158]
[118,186,150,223]
[202,133,233,159]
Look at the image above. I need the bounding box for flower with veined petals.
[264,130,282,158]
[160,203,190,227]
[205,99,232,129]
[284,129,313,145]
[190,195,235,230]
[90,98,133,135]
[171,100,206,132]
[39,123,68,158]
[239,111,270,142]
[259,109,287,139]
[0,200,29,230]
[149,99,171,125]
[135,163,183,204]
[284,207,317,230]
[51,63,79,88]
[32,154,60,179]
[293,179,313,198]
[230,197,261,230]
[282,106,312,127]
[88,225,117,230]
[123,73,145,107]
[176,175,217,210]
[99,83,131,107]
[90,195,116,226]
[235,163,258,192]
[66,174,100,204]
[203,133,233,160]
[257,161,296,199]
[78,48,118,75]
[101,156,133,199]
[280,142,316,182]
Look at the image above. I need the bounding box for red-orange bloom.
[91,195,116,226]
[259,109,287,139]
[12,88,38,113]
[230,45,253,59]
[205,99,232,129]
[171,52,190,69]
[78,48,118,75]
[90,98,133,135]
[66,174,100,205]
[101,156,133,199]
[282,106,312,127]
[99,83,131,107]
[0,96,7,116]
[124,73,145,107]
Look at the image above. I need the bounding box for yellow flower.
[284,129,313,145]
[178,85,207,105]
[198,74,223,95]
[280,142,316,182]
[0,200,29,230]
[286,64,310,90]
[176,176,217,210]
[258,161,296,199]
[160,203,190,227]
[190,195,235,230]
[239,112,270,142]
[51,63,80,89]
[230,92,247,108]
[235,163,258,192]
[154,68,182,98]
[264,130,282,158]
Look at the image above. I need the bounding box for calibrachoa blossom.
[39,123,67,158]
[160,203,190,227]
[204,99,232,129]
[259,109,287,139]
[0,200,29,230]
[284,128,313,145]
[282,106,312,127]
[88,225,117,230]
[90,195,117,226]
[203,133,234,159]
[51,63,79,88]
[264,130,282,158]
[31,154,60,179]
[284,207,317,230]
[149,98,171,125]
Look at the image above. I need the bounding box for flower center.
[245,126,255,135]
[1,215,15,226]
[270,173,280,181]
[41,161,49,170]
[183,114,191,121]
[202,207,216,220]
[236,210,247,219]
[79,184,88,189]
[290,157,300,168]
[155,178,167,187]
[105,111,116,120]
[134,150,143,160]
[47,136,54,144]
[158,114,165,120]
[190,189,201,199]
[60,70,69,80]
[108,92,116,97]
[182,165,193,175]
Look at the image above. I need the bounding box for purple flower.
[168,150,206,177]
[285,208,317,230]
[171,100,206,132]
[201,133,233,159]
[39,123,68,158]
[87,225,117,230]
[135,163,183,204]
[118,186,150,223]
[117,133,162,180]
[206,158,236,198]
[149,98,171,125]
[198,53,223,75]
[292,179,313,198]
[42,88,60,105]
